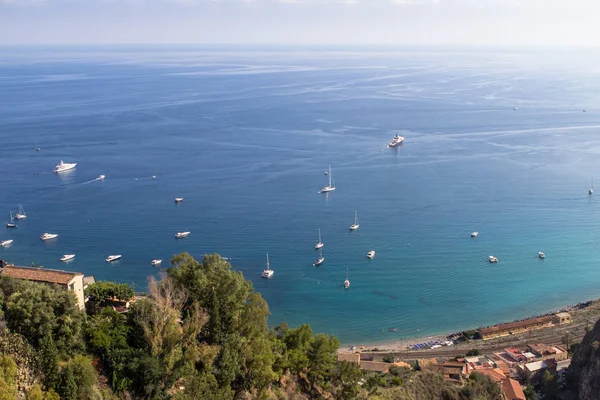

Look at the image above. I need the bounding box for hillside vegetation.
[0,253,504,399]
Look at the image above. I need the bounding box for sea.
[1,45,600,345]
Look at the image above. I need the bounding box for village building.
[0,262,86,310]
[553,312,572,325]
[478,316,554,340]
[526,344,568,361]
[475,368,526,400]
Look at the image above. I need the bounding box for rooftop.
[360,361,392,373]
[475,368,506,383]
[1,265,83,285]
[555,312,571,319]
[479,316,553,335]
[524,360,547,373]
[501,378,526,400]
[337,353,360,364]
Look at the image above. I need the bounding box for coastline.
[339,297,600,353]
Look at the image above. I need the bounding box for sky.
[0,0,599,46]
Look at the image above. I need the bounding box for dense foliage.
[0,253,508,399]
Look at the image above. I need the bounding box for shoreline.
[339,297,600,353]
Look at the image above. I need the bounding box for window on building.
[69,283,75,291]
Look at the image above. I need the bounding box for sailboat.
[315,229,324,250]
[6,212,17,228]
[15,204,27,220]
[320,165,336,193]
[589,179,594,195]
[349,210,360,231]
[344,269,350,289]
[261,253,274,279]
[313,249,324,266]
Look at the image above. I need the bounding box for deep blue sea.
[2,45,600,345]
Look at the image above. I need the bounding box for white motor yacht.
[367,250,375,259]
[151,259,162,266]
[349,210,360,231]
[40,233,58,241]
[53,160,77,173]
[15,204,27,220]
[106,255,122,262]
[320,165,336,193]
[488,255,498,263]
[388,134,405,147]
[471,231,479,238]
[1,239,13,247]
[175,231,190,239]
[538,252,545,259]
[98,175,105,180]
[315,228,324,250]
[174,198,184,203]
[261,253,274,279]
[60,254,75,262]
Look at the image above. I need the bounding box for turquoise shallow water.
[1,46,600,345]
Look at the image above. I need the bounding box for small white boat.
[349,210,360,231]
[35,147,41,151]
[513,106,519,110]
[40,232,58,241]
[388,134,405,147]
[589,179,594,195]
[261,253,274,279]
[471,231,479,238]
[151,259,162,266]
[106,255,122,262]
[367,250,375,259]
[60,254,75,262]
[488,255,498,263]
[1,239,13,247]
[320,165,336,193]
[174,198,184,203]
[6,212,17,228]
[53,160,77,173]
[315,228,324,250]
[313,248,324,266]
[344,269,350,289]
[324,171,329,175]
[538,252,545,259]
[152,176,157,179]
[175,231,190,239]
[98,175,105,180]
[15,204,27,220]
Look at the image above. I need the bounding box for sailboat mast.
[266,253,270,270]
[318,229,321,242]
[328,165,332,187]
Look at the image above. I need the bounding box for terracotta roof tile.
[1,265,82,285]
[501,378,526,400]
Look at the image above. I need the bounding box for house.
[501,377,527,400]
[526,344,568,361]
[428,362,469,383]
[83,275,96,289]
[505,347,526,363]
[478,316,554,340]
[464,355,498,370]
[522,352,537,362]
[553,312,572,325]
[518,360,547,383]
[475,369,526,400]
[360,361,394,373]
[0,263,86,310]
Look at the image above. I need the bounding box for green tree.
[306,333,340,388]
[38,332,59,391]
[466,349,480,357]
[85,282,134,305]
[383,354,395,363]
[70,355,98,399]
[335,361,362,399]
[0,355,18,400]
[58,364,78,400]
[26,384,60,400]
[523,384,536,400]
[3,279,84,355]
[542,370,559,400]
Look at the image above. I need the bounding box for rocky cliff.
[568,318,600,400]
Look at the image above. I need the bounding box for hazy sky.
[0,0,598,46]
